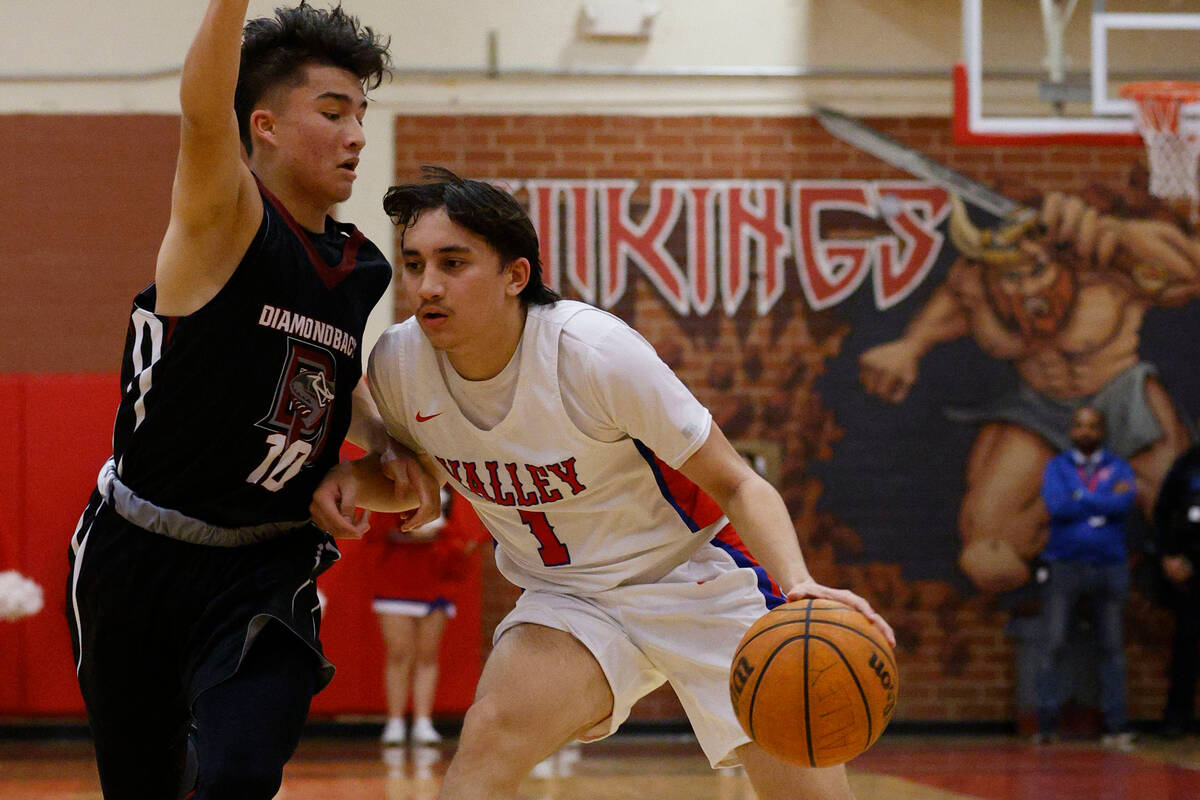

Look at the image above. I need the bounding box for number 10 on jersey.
[246,433,312,492]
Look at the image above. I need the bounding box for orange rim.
[1120,81,1200,103]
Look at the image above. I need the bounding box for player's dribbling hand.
[310,462,371,539]
[785,579,897,649]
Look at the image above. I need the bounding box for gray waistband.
[97,459,310,547]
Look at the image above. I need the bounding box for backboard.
[959,0,1200,145]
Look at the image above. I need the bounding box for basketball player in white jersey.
[311,166,895,800]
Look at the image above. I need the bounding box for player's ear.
[504,257,530,298]
[249,108,278,149]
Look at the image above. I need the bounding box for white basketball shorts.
[493,539,782,768]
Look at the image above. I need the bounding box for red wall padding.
[24,374,120,713]
[0,373,481,717]
[0,375,27,712]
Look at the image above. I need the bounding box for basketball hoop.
[1120,81,1200,220]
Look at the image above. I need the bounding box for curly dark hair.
[235,2,390,153]
[383,166,561,306]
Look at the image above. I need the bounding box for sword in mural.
[813,105,1035,223]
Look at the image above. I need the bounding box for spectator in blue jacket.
[1034,406,1137,748]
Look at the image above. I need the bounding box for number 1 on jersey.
[518,510,570,566]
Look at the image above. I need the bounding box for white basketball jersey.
[372,301,729,593]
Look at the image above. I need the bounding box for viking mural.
[858,192,1200,592]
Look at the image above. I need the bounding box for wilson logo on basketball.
[730,656,755,703]
[869,652,897,718]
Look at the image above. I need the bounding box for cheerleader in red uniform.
[366,489,489,745]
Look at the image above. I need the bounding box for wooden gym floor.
[3,731,1200,799]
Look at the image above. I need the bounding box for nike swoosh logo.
[415,411,443,422]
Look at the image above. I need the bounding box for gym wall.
[3,110,1194,725]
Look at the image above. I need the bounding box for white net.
[1124,83,1200,216]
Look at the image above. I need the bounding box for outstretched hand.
[310,461,371,540]
[309,444,443,538]
[381,443,442,531]
[784,579,897,649]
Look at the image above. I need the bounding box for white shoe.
[381,717,406,745]
[411,717,442,745]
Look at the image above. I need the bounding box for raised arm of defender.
[155,0,263,317]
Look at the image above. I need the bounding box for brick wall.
[0,115,178,372]
[393,114,1179,724]
[394,115,1140,191]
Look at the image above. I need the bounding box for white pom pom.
[0,570,45,622]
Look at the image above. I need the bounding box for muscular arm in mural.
[1042,191,1200,305]
[859,279,972,403]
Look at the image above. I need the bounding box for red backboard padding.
[0,374,481,718]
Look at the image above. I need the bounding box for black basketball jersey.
[109,185,391,528]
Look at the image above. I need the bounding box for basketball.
[729,598,898,767]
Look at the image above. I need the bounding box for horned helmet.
[948,194,1076,337]
[947,193,1041,267]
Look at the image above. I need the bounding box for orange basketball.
[729,598,898,767]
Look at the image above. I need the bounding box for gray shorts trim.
[97,458,309,547]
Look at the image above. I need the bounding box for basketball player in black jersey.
[64,3,437,798]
